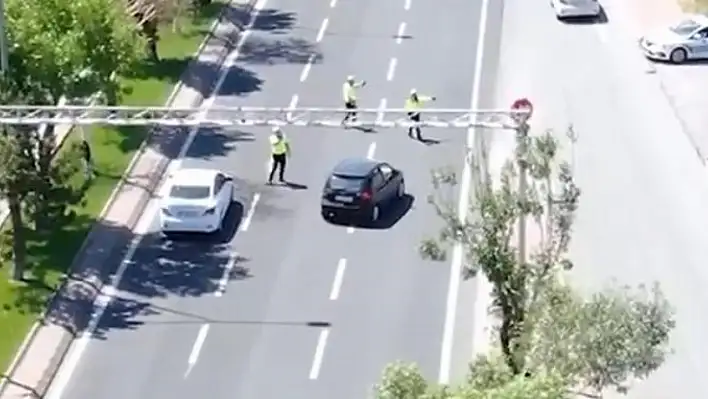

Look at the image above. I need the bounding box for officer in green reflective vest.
[404,89,436,141]
[268,127,290,185]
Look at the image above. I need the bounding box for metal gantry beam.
[0,105,526,129]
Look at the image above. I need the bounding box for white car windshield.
[670,19,701,36]
[169,185,211,199]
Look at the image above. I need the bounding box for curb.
[0,0,255,396]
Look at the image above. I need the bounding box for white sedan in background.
[159,168,234,234]
[551,0,601,19]
[639,14,708,63]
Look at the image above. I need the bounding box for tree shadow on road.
[238,36,323,65]
[226,7,297,33]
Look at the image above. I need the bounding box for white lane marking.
[346,226,355,234]
[330,0,337,7]
[386,58,397,81]
[215,252,239,296]
[595,25,609,43]
[376,98,387,124]
[184,324,210,377]
[438,0,491,385]
[46,1,270,396]
[366,142,377,160]
[240,192,261,232]
[316,18,329,42]
[300,55,315,82]
[309,329,330,379]
[329,258,347,300]
[404,0,411,10]
[396,22,406,44]
[287,94,299,121]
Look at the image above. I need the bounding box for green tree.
[0,0,142,279]
[527,281,675,397]
[374,357,570,399]
[419,126,675,393]
[6,0,143,103]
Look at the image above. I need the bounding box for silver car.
[640,14,708,63]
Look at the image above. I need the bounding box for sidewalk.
[0,1,254,397]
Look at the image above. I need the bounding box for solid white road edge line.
[215,252,239,296]
[45,0,270,397]
[437,0,492,385]
[309,329,330,379]
[316,18,329,42]
[396,22,406,44]
[329,258,347,300]
[386,58,397,81]
[184,324,211,377]
[240,192,261,232]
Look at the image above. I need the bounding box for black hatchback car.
[321,158,406,223]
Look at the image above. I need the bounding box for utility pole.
[0,0,8,73]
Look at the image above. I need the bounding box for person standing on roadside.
[268,126,290,185]
[80,139,94,180]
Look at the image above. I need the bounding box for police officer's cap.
[272,126,281,132]
[410,88,417,95]
[347,75,355,81]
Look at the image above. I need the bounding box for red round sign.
[510,97,533,123]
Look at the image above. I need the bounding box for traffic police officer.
[405,89,436,140]
[342,75,366,125]
[268,126,290,184]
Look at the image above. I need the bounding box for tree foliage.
[416,126,675,395]
[527,281,675,396]
[6,0,144,103]
[374,357,570,399]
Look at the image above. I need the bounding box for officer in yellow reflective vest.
[268,127,290,184]
[341,75,366,125]
[405,89,436,140]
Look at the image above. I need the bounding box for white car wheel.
[670,48,687,63]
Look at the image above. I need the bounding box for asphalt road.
[495,0,708,397]
[46,0,502,397]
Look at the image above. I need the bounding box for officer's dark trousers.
[342,101,358,123]
[268,153,287,183]
[408,112,422,140]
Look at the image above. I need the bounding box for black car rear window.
[329,174,366,190]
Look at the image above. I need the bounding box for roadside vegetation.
[0,0,226,371]
[374,127,676,398]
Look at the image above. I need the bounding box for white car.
[639,14,708,63]
[551,0,601,19]
[159,168,234,234]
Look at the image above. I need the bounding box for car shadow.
[559,7,608,24]
[367,194,415,229]
[160,200,244,244]
[325,194,414,230]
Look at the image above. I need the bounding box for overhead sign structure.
[510,98,533,124]
[0,105,522,129]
